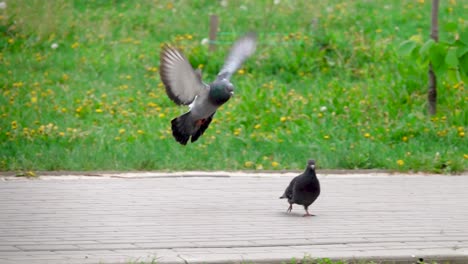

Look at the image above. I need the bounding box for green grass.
[1,0,467,173]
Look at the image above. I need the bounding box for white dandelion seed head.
[239,5,247,10]
[0,2,6,9]
[220,0,228,7]
[274,0,280,5]
[51,43,59,49]
[320,106,327,112]
[201,38,209,45]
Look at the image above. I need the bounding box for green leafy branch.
[399,25,468,84]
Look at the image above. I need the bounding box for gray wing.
[160,45,208,105]
[217,32,257,81]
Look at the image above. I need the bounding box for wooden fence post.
[428,0,439,115]
[209,15,219,52]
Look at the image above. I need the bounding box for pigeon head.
[209,79,234,105]
[307,159,316,170]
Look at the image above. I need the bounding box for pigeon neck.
[305,168,317,178]
[209,85,232,106]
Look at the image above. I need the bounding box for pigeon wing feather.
[217,32,257,81]
[160,46,208,105]
[280,176,299,200]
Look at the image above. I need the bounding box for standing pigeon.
[159,32,257,145]
[280,159,321,217]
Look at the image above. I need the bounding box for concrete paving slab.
[1,172,468,263]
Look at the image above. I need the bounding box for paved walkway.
[1,172,468,264]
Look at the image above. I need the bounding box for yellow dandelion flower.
[71,42,79,49]
[244,161,254,168]
[119,129,126,134]
[8,38,14,44]
[95,109,103,113]
[126,75,132,80]
[137,130,144,135]
[397,160,405,166]
[459,131,465,137]
[364,133,371,138]
[464,154,468,159]
[402,136,408,142]
[280,116,287,122]
[31,97,37,104]
[62,74,69,81]
[158,113,166,118]
[114,136,121,141]
[323,135,330,140]
[58,132,65,137]
[271,161,279,168]
[254,124,261,129]
[237,69,245,75]
[13,81,23,88]
[75,106,82,113]
[11,121,17,130]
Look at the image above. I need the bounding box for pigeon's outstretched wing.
[217,32,257,81]
[160,45,208,105]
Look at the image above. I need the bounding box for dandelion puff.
[201,38,209,45]
[220,0,228,7]
[320,106,327,112]
[0,2,6,9]
[51,43,59,49]
[273,0,280,5]
[239,5,247,10]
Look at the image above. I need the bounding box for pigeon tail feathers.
[171,112,195,145]
[191,112,215,143]
[171,112,215,145]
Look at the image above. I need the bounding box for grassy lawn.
[0,0,466,173]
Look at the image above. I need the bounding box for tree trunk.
[428,0,439,115]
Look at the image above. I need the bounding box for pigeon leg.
[286,204,293,213]
[303,207,315,217]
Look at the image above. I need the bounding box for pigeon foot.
[286,204,292,213]
[302,213,315,217]
[303,209,315,217]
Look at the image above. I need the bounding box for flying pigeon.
[159,32,257,145]
[280,159,321,217]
